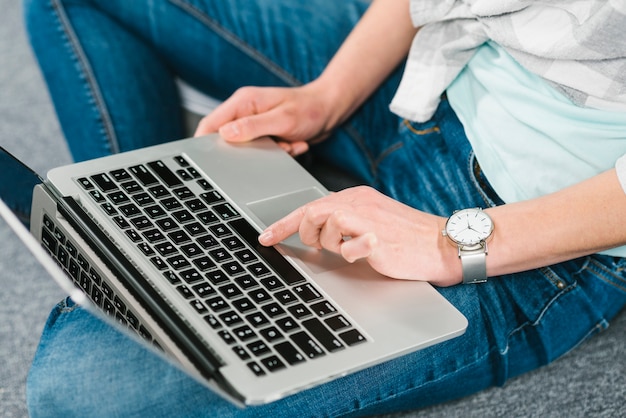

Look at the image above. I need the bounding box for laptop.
[0,135,467,406]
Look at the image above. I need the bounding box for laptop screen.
[0,146,43,227]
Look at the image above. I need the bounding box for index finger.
[258,206,307,246]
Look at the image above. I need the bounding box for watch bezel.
[443,208,494,247]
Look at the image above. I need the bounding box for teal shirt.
[447,41,626,257]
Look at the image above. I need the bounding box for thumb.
[340,232,377,263]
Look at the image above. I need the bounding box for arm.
[259,168,626,286]
[195,0,418,154]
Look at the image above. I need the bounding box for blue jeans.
[24,0,626,417]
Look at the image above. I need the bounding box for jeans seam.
[50,0,120,154]
[167,0,302,87]
[585,256,626,293]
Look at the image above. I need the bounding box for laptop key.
[290,331,325,359]
[129,164,159,186]
[274,341,306,365]
[147,160,183,187]
[302,318,344,353]
[90,173,118,192]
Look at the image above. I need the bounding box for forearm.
[481,169,626,278]
[311,0,418,127]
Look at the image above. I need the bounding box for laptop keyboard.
[46,154,366,377]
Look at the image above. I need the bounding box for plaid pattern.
[390,0,626,122]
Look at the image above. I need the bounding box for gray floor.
[1,1,625,417]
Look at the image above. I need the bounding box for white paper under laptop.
[0,135,467,406]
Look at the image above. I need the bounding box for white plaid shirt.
[390,0,626,122]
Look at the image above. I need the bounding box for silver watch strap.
[460,248,488,284]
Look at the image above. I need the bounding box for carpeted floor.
[0,1,624,417]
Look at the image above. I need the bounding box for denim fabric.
[23,0,626,417]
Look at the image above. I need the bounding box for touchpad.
[246,187,325,227]
[247,188,347,273]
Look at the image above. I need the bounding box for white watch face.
[445,208,493,246]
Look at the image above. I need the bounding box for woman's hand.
[194,82,340,157]
[258,186,462,286]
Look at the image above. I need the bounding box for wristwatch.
[442,208,494,284]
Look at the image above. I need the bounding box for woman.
[24,0,626,416]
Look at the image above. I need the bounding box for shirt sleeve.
[615,154,626,195]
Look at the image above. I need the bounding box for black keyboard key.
[137,242,155,256]
[293,284,323,303]
[177,169,192,181]
[235,275,257,290]
[162,270,180,284]
[218,330,236,345]
[156,217,178,232]
[187,167,202,178]
[261,356,286,373]
[184,222,206,236]
[173,186,194,200]
[302,318,344,353]
[119,203,141,217]
[41,228,58,255]
[219,311,243,327]
[197,234,219,249]
[151,256,168,270]
[262,302,285,318]
[107,191,130,205]
[197,211,218,225]
[110,168,132,182]
[172,209,194,224]
[229,218,307,286]
[290,331,325,359]
[160,197,182,211]
[112,216,131,229]
[234,249,257,264]
[288,304,313,320]
[180,268,203,284]
[121,180,142,194]
[200,190,224,204]
[167,255,190,270]
[155,242,177,256]
[148,185,170,198]
[91,286,104,307]
[143,229,165,243]
[247,361,265,376]
[223,261,245,276]
[222,236,244,251]
[192,255,215,271]
[310,301,337,317]
[129,165,158,186]
[126,311,139,329]
[101,202,118,216]
[232,297,255,313]
[260,277,284,291]
[174,156,189,167]
[325,315,351,331]
[219,283,243,299]
[260,326,283,342]
[206,270,229,285]
[275,289,298,306]
[90,173,118,192]
[209,248,232,263]
[130,216,153,230]
[184,199,206,213]
[339,329,367,347]
[190,299,208,314]
[246,339,269,355]
[147,160,183,187]
[276,317,300,333]
[77,177,94,190]
[249,288,272,304]
[145,205,167,219]
[126,229,142,242]
[204,314,221,329]
[89,190,106,203]
[247,262,270,278]
[214,203,239,220]
[232,345,250,360]
[192,283,216,298]
[207,296,229,312]
[274,341,306,365]
[245,312,270,328]
[133,192,154,207]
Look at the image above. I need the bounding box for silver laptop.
[0,135,467,406]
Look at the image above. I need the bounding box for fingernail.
[258,229,273,245]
